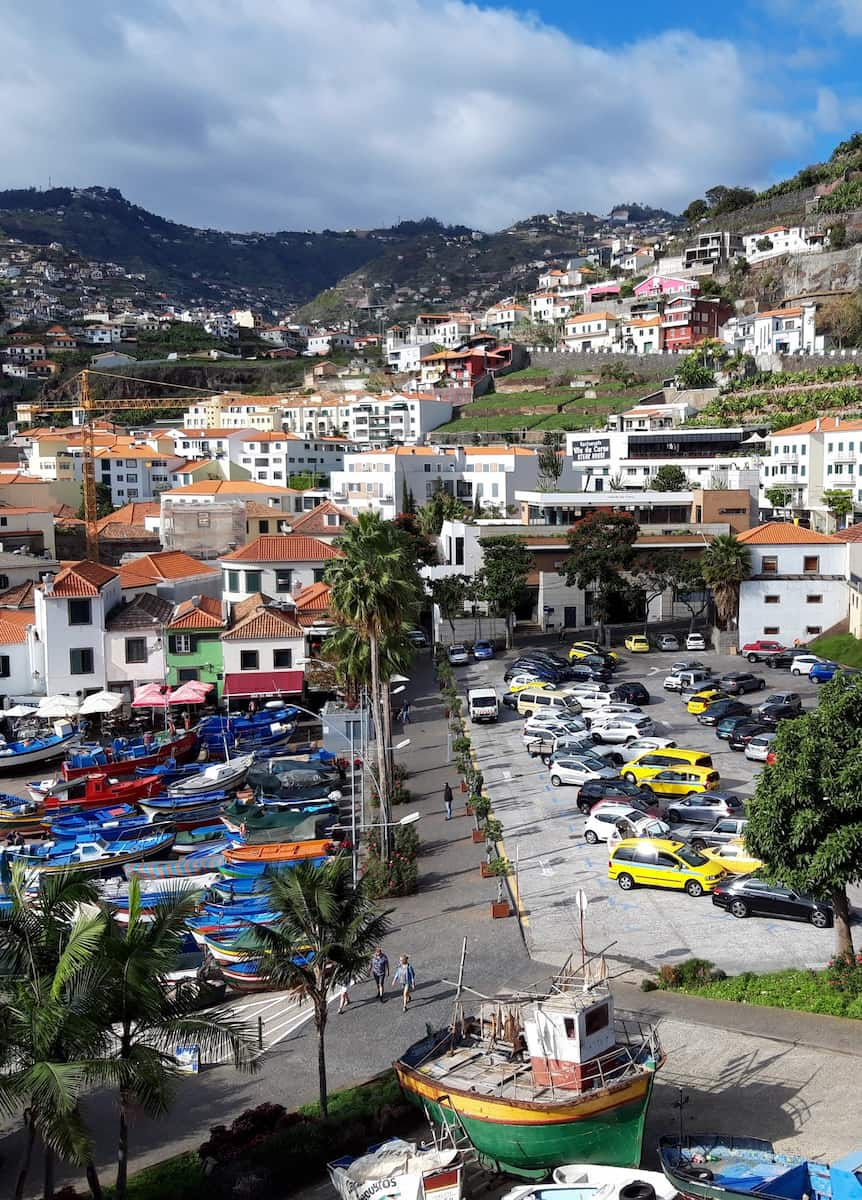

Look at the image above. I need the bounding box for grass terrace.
[808,632,862,669]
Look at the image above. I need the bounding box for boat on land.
[328,1138,463,1200]
[173,823,240,854]
[223,838,335,871]
[658,1137,862,1200]
[60,730,199,781]
[220,798,340,843]
[166,753,255,797]
[0,794,48,834]
[123,849,229,880]
[0,726,79,771]
[29,772,163,812]
[394,963,663,1179]
[504,1164,679,1200]
[2,829,175,876]
[137,793,229,822]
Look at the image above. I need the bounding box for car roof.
[613,837,683,852]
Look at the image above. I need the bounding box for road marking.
[502,769,512,780]
[539,859,554,876]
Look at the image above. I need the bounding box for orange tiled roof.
[737,522,840,545]
[756,306,803,319]
[223,602,303,641]
[289,501,354,535]
[221,534,341,563]
[164,480,297,496]
[566,311,619,325]
[292,581,331,611]
[0,609,34,645]
[771,417,862,436]
[118,551,219,586]
[96,502,159,533]
[168,594,225,630]
[49,560,118,596]
[0,581,37,608]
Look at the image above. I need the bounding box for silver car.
[744,732,776,761]
[548,754,619,787]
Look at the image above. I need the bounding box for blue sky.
[2,0,861,231]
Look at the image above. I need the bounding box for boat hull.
[61,732,199,780]
[394,1061,656,1179]
[0,732,79,771]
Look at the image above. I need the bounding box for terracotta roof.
[771,417,862,436]
[566,311,619,325]
[0,610,33,645]
[223,600,303,640]
[163,480,297,496]
[292,581,331,611]
[48,560,118,596]
[231,592,274,621]
[176,428,258,438]
[105,592,173,631]
[832,523,862,543]
[0,581,37,608]
[288,501,354,535]
[736,522,841,545]
[168,594,225,630]
[117,551,219,586]
[221,534,341,563]
[756,306,803,319]
[96,502,159,533]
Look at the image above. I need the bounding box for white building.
[720,304,822,356]
[386,313,473,353]
[219,533,342,603]
[743,225,827,264]
[386,342,436,373]
[103,592,172,699]
[306,331,355,355]
[171,428,257,463]
[736,523,848,646]
[236,432,349,485]
[220,596,306,692]
[484,302,528,333]
[182,395,285,432]
[763,414,862,523]
[529,292,581,326]
[96,444,187,505]
[563,312,620,351]
[34,561,122,696]
[280,392,453,446]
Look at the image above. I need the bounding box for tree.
[561,513,639,641]
[416,487,469,536]
[822,487,854,528]
[76,481,114,521]
[477,536,532,649]
[745,674,862,955]
[662,553,710,632]
[628,554,677,632]
[392,511,438,566]
[755,236,774,252]
[99,881,257,1200]
[676,348,716,390]
[818,294,862,348]
[700,533,751,628]
[252,858,391,1115]
[765,485,793,510]
[650,464,689,491]
[510,318,557,348]
[430,574,471,636]
[537,431,565,489]
[829,222,847,250]
[683,199,709,222]
[400,477,415,515]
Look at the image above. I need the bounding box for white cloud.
[0,0,813,230]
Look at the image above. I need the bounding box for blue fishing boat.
[658,1138,862,1200]
[46,805,152,840]
[137,792,229,820]
[124,848,229,880]
[2,829,175,876]
[0,726,79,771]
[209,874,270,897]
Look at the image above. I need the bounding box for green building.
[165,594,226,696]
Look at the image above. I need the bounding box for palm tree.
[251,858,391,1116]
[326,513,423,850]
[701,533,752,629]
[98,880,258,1200]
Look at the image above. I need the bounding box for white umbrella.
[79,690,125,716]
[4,704,37,717]
[37,695,81,719]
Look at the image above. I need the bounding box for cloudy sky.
[3,0,861,233]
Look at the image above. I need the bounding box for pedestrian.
[370,946,389,1001]
[393,955,416,1011]
[443,780,453,820]
[338,983,351,1014]
[401,700,411,725]
[474,769,484,795]
[558,624,566,643]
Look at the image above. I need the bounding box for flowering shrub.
[363,825,419,897]
[826,951,862,995]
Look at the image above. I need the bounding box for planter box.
[460,781,468,793]
[480,862,492,878]
[471,829,485,844]
[491,901,511,919]
[465,803,474,816]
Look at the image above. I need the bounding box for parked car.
[569,646,617,669]
[472,640,495,660]
[763,650,795,670]
[670,659,707,673]
[712,876,833,926]
[701,844,763,875]
[697,699,752,726]
[548,754,619,787]
[516,689,582,718]
[756,692,803,720]
[622,748,714,783]
[621,736,678,756]
[718,672,766,696]
[790,653,823,675]
[584,808,669,844]
[526,650,576,671]
[686,632,707,651]
[585,703,643,723]
[740,639,787,663]
[566,662,614,684]
[655,633,680,652]
[407,629,428,648]
[590,715,655,744]
[568,641,620,665]
[665,792,745,824]
[673,816,748,850]
[467,687,498,723]
[744,731,777,761]
[522,713,589,740]
[665,668,713,693]
[686,688,731,715]
[611,681,651,706]
[505,660,559,684]
[447,643,469,665]
[640,767,721,799]
[501,690,519,709]
[809,660,839,683]
[568,688,617,711]
[625,634,651,653]
[727,722,772,751]
[577,777,655,814]
[608,838,727,897]
[715,713,761,741]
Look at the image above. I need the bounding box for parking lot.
[459,640,861,976]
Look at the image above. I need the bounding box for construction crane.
[31,368,221,561]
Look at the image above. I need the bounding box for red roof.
[222,670,304,698]
[118,551,219,586]
[223,600,304,640]
[292,582,331,611]
[221,535,341,563]
[49,560,118,596]
[737,522,840,545]
[168,594,225,630]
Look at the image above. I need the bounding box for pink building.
[633,276,698,298]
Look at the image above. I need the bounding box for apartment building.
[236,431,349,485]
[763,415,862,523]
[219,534,341,602]
[720,304,822,356]
[33,561,122,697]
[181,393,287,431]
[96,444,187,505]
[563,312,621,351]
[683,231,745,270]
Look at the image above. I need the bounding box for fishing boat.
[173,824,240,854]
[209,874,270,897]
[220,798,340,843]
[166,753,255,797]
[202,927,273,963]
[2,829,175,876]
[218,959,277,993]
[0,794,47,835]
[124,849,229,881]
[0,723,79,771]
[394,966,664,1179]
[657,1138,862,1200]
[504,1164,680,1200]
[329,1139,463,1200]
[44,803,141,837]
[137,793,229,822]
[30,772,163,812]
[223,838,336,871]
[60,730,199,781]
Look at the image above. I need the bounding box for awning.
[222,670,304,699]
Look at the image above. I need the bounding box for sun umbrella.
[132,683,174,708]
[79,690,125,716]
[37,695,81,719]
[170,680,213,704]
[4,704,37,717]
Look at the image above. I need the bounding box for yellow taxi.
[506,677,556,694]
[701,844,762,875]
[638,765,720,798]
[624,634,650,653]
[621,748,715,785]
[608,838,727,897]
[686,688,729,715]
[568,641,620,664]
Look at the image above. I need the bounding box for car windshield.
[676,846,708,868]
[579,754,607,770]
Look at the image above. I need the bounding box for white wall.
[738,578,848,646]
[222,635,305,675]
[35,579,122,695]
[220,562,324,602]
[104,629,166,695]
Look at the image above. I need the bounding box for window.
[275,568,293,592]
[197,512,210,528]
[68,599,92,625]
[807,594,823,604]
[803,556,820,573]
[274,648,292,668]
[761,556,778,574]
[313,568,326,583]
[240,650,259,670]
[245,571,262,592]
[763,626,780,636]
[226,571,240,592]
[177,667,199,682]
[764,595,780,604]
[0,655,9,678]
[170,634,193,655]
[70,647,94,675]
[259,519,269,534]
[127,489,139,498]
[806,626,822,636]
[0,575,8,589]
[125,637,147,664]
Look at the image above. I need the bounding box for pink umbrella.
[170,680,213,704]
[131,683,174,708]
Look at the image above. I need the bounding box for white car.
[583,808,671,845]
[686,632,707,651]
[586,703,644,723]
[447,643,469,665]
[655,634,680,652]
[522,713,588,740]
[790,654,822,676]
[622,736,677,755]
[744,732,776,761]
[570,689,616,711]
[548,754,619,787]
[590,716,654,744]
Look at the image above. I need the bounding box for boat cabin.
[524,987,621,1090]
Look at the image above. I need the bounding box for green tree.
[683,199,709,222]
[510,318,556,348]
[477,536,532,649]
[700,533,751,629]
[822,487,854,528]
[416,486,470,536]
[765,485,793,510]
[829,222,847,250]
[537,431,565,489]
[561,513,639,641]
[676,349,716,390]
[818,294,862,349]
[628,553,678,632]
[430,574,471,636]
[745,674,862,955]
[252,858,391,1115]
[392,511,438,566]
[650,464,689,491]
[76,481,114,521]
[662,552,710,632]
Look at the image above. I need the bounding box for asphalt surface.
[461,640,862,975]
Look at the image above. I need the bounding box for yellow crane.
[31,368,220,561]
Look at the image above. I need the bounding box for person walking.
[443,781,453,820]
[393,955,416,1011]
[338,983,351,1014]
[474,769,484,796]
[401,700,411,725]
[370,946,389,1001]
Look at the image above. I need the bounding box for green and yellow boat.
[394,971,663,1179]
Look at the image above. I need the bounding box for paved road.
[462,642,862,975]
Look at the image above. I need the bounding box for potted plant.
[465,790,482,817]
[452,734,471,756]
[483,816,503,846]
[488,856,513,918]
[471,795,492,841]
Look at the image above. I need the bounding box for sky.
[3,0,862,234]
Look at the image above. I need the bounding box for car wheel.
[617,872,634,891]
[730,900,749,919]
[791,667,800,675]
[759,679,766,689]
[584,830,599,844]
[691,839,706,851]
[623,771,637,783]
[667,809,681,822]
[591,732,602,743]
[810,909,830,929]
[685,879,704,898]
[550,774,562,786]
[747,654,758,663]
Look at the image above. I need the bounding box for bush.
[111,1153,207,1200]
[655,957,724,989]
[826,951,862,994]
[363,825,420,897]
[640,978,659,992]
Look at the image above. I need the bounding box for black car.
[568,662,613,684]
[504,660,560,683]
[718,672,766,695]
[697,699,751,726]
[612,681,651,706]
[501,690,519,709]
[764,650,795,670]
[757,692,803,722]
[727,721,773,751]
[528,651,574,670]
[712,876,833,927]
[577,777,654,814]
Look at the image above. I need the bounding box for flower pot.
[465,802,474,816]
[491,901,511,919]
[460,781,468,793]
[480,861,492,878]
[471,829,485,843]
[444,708,450,718]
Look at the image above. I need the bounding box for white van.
[468,687,499,724]
[516,689,583,719]
[663,667,712,692]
